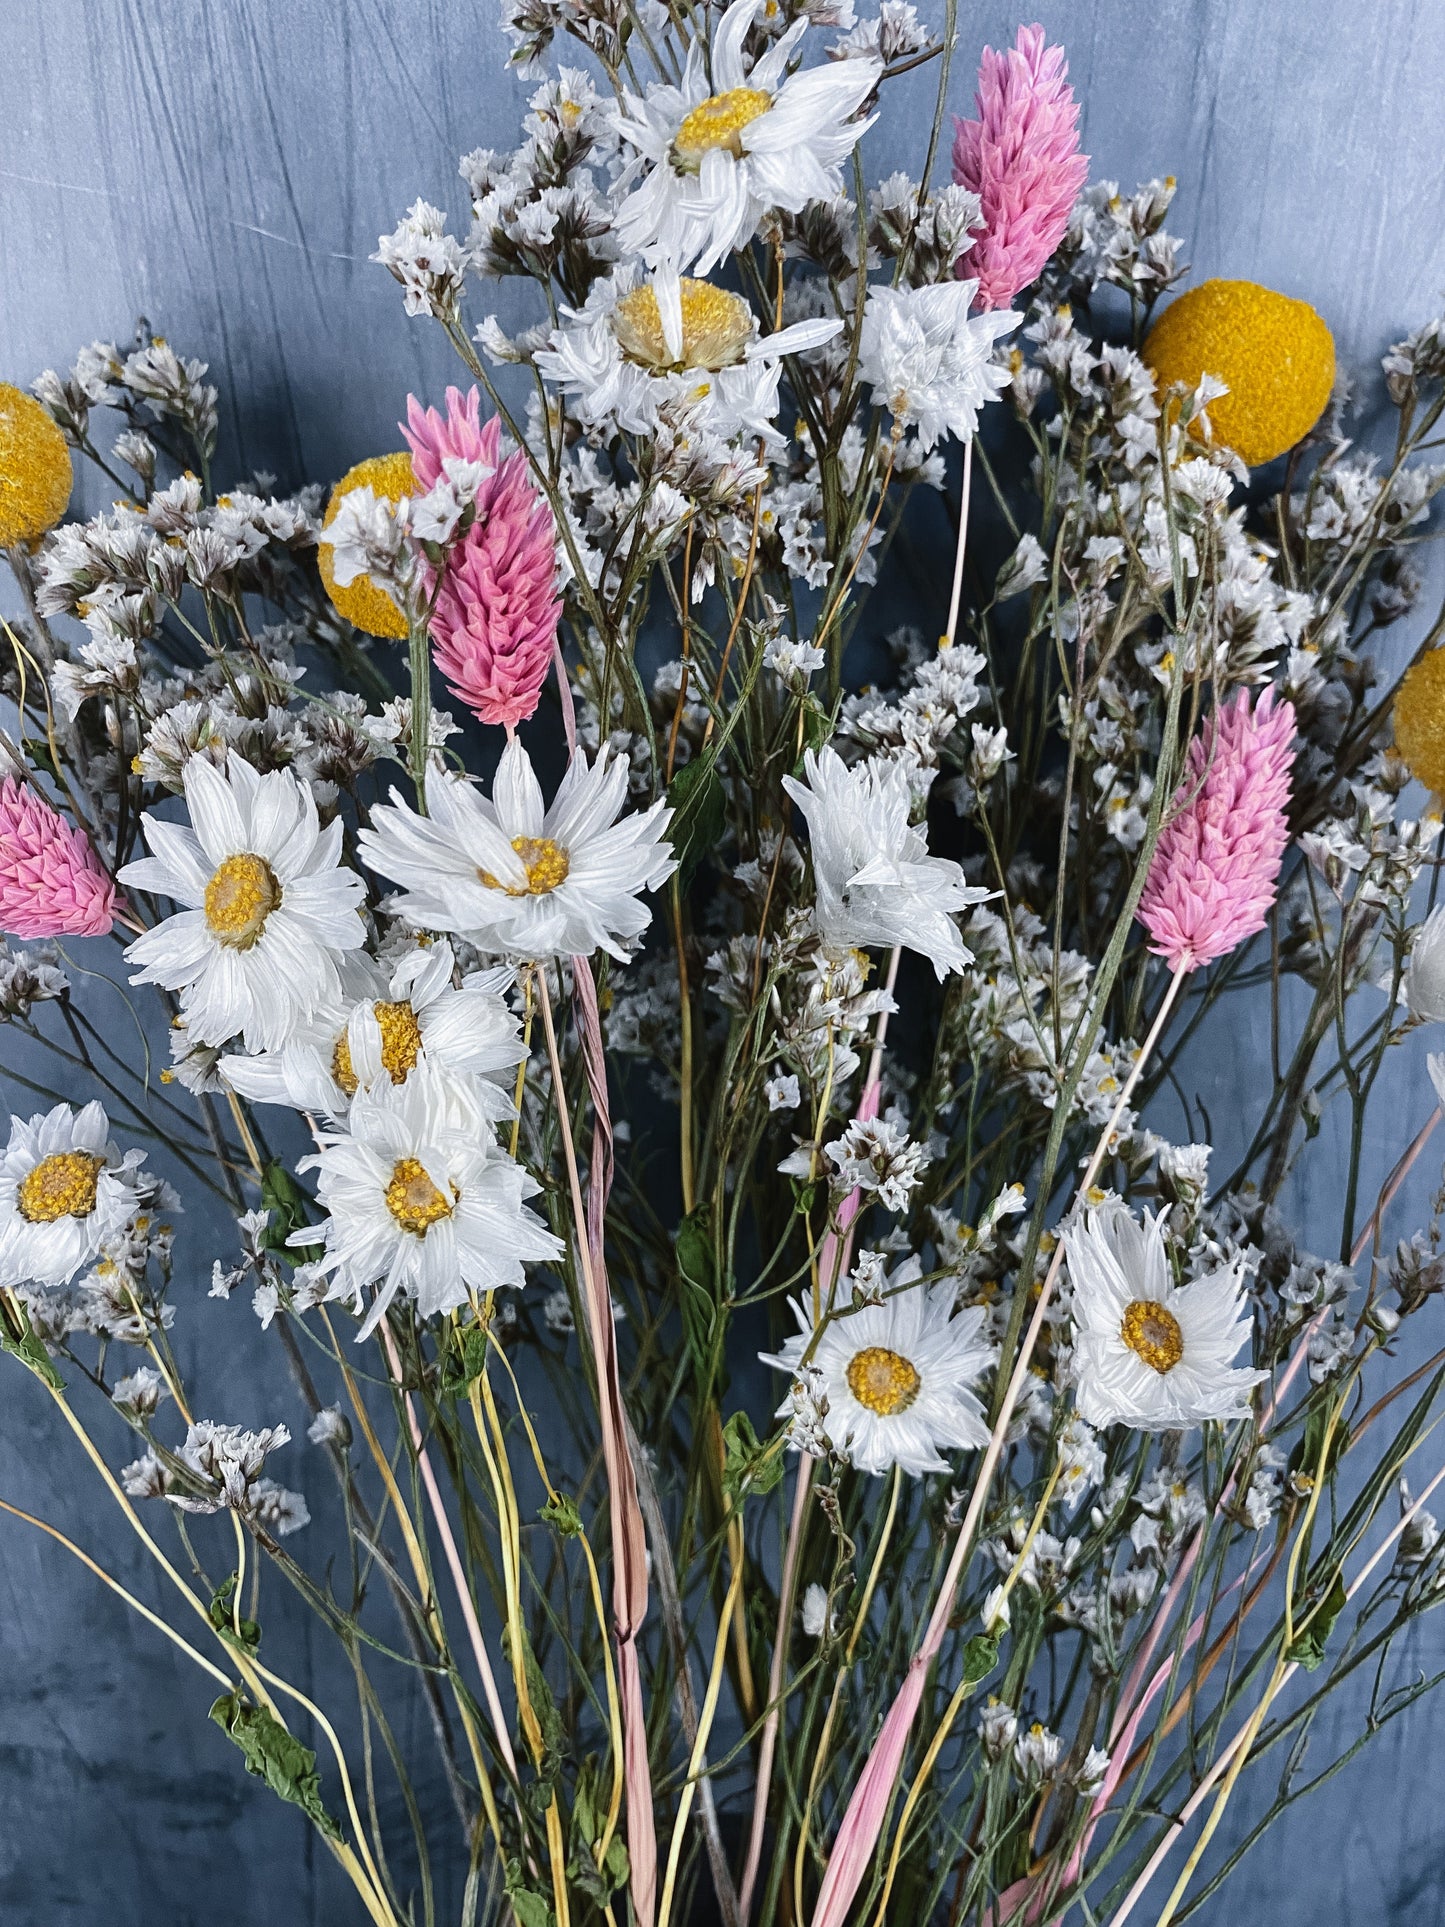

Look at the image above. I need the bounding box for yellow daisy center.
[1394,648,1445,796]
[204,853,281,949]
[673,86,772,169]
[18,1150,104,1223]
[613,280,755,374]
[319,450,416,640]
[0,383,73,550]
[1140,279,1335,468]
[332,1000,425,1097]
[384,1156,454,1235]
[480,835,571,897]
[846,1344,922,1416]
[1120,1299,1185,1375]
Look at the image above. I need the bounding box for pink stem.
[376,1322,520,1783]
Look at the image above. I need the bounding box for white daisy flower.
[858,282,1017,450]
[1063,1201,1266,1432]
[782,745,991,977]
[222,940,522,1122]
[296,1067,561,1340]
[761,1265,993,1475]
[1408,905,1445,1022]
[358,737,677,963]
[0,1102,149,1288]
[611,0,882,273]
[119,753,367,1053]
[535,261,840,443]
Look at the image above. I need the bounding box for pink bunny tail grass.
[403,386,562,731]
[1137,687,1296,973]
[951,25,1089,312]
[0,778,116,939]
[810,1662,928,1927]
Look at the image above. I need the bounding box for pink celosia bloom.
[951,25,1089,311]
[0,778,116,939]
[1138,687,1296,972]
[403,385,561,731]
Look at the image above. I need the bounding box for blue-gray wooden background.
[4,1,1445,1921]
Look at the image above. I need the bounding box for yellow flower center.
[613,280,755,374]
[319,450,416,640]
[1394,647,1445,796]
[18,1150,104,1223]
[204,853,281,949]
[480,835,571,897]
[384,1156,454,1235]
[0,382,73,550]
[1120,1299,1185,1374]
[332,1000,425,1096]
[673,86,772,169]
[846,1345,921,1416]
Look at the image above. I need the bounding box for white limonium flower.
[297,1067,561,1340]
[222,941,523,1122]
[1064,1201,1266,1432]
[119,754,367,1052]
[782,745,991,977]
[859,281,1017,450]
[611,0,882,273]
[359,737,677,962]
[1407,904,1445,1022]
[535,261,840,443]
[0,1102,149,1288]
[761,1268,993,1475]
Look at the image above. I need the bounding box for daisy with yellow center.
[296,1065,561,1340]
[611,0,881,273]
[762,1260,993,1476]
[119,752,367,1054]
[221,942,524,1122]
[359,735,678,964]
[1141,279,1335,468]
[1063,1201,1264,1432]
[318,451,416,638]
[0,382,72,550]
[0,1101,150,1289]
[535,262,840,443]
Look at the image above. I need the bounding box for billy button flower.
[1394,648,1445,796]
[318,450,416,638]
[1142,278,1335,467]
[0,382,73,549]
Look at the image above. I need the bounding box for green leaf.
[1286,1570,1347,1671]
[21,737,62,784]
[504,1862,554,1927]
[675,1203,719,1381]
[666,757,726,889]
[721,1409,783,1503]
[208,1574,261,1654]
[962,1633,1001,1684]
[1287,1405,1350,1485]
[0,1305,64,1390]
[439,1322,489,1398]
[208,1693,343,1840]
[260,1160,322,1267]
[540,1492,583,1537]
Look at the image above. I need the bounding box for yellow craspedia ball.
[0,382,72,549]
[1141,279,1335,467]
[319,451,416,639]
[1394,649,1445,795]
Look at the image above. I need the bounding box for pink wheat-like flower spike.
[1137,687,1297,972]
[403,386,562,731]
[951,24,1089,312]
[0,778,116,940]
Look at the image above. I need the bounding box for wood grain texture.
[3,1,1445,1920]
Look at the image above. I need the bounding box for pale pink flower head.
[1138,688,1296,973]
[403,386,562,731]
[0,778,117,939]
[951,25,1089,311]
